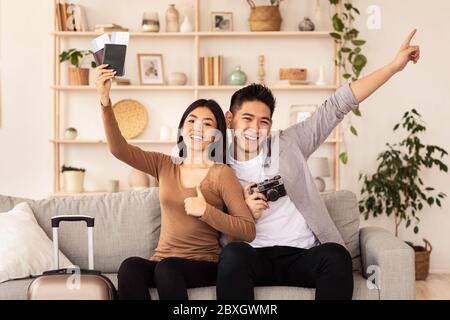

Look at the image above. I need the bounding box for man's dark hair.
[229,83,276,117]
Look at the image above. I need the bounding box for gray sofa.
[0,189,415,300]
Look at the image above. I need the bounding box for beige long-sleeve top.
[101,103,255,262]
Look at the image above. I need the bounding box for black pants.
[216,242,353,300]
[117,256,217,300]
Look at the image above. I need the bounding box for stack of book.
[94,24,129,33]
[56,1,87,32]
[199,56,224,86]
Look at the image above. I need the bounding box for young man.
[217,29,420,300]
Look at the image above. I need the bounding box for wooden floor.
[416,274,450,300]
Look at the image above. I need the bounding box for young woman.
[95,65,256,300]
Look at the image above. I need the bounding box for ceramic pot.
[168,72,187,85]
[64,171,85,193]
[142,12,160,32]
[299,17,315,31]
[166,4,180,32]
[68,67,89,85]
[180,15,194,33]
[64,127,78,140]
[228,66,247,85]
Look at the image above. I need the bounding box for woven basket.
[413,238,432,281]
[247,0,282,32]
[112,99,148,139]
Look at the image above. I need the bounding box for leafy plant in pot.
[59,49,96,86]
[61,164,86,194]
[359,109,448,280]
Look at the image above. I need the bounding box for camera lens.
[266,189,279,202]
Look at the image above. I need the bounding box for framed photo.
[290,104,337,140]
[290,104,318,125]
[137,54,164,85]
[211,12,233,32]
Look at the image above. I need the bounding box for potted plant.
[359,109,448,280]
[59,49,96,86]
[246,0,284,32]
[61,164,86,193]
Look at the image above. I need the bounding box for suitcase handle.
[51,215,95,228]
[51,215,95,271]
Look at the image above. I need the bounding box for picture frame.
[137,54,164,85]
[211,12,233,32]
[290,104,318,125]
[290,104,337,140]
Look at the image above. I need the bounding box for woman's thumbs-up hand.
[184,185,207,217]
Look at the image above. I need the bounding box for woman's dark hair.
[177,99,227,164]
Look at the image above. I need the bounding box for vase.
[180,15,194,33]
[298,17,315,31]
[228,66,247,86]
[64,127,78,140]
[142,12,160,32]
[166,4,180,32]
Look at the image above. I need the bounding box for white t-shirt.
[229,151,318,249]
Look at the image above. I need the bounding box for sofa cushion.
[0,272,378,300]
[0,189,161,273]
[321,190,361,271]
[0,202,73,283]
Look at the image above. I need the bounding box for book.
[199,57,204,86]
[58,2,67,31]
[55,4,62,31]
[94,27,129,33]
[208,57,213,86]
[204,57,210,86]
[219,55,223,85]
[213,56,219,86]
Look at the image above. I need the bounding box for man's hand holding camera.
[244,183,268,220]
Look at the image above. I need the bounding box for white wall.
[1,0,449,272]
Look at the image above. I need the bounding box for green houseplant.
[59,48,96,86]
[358,109,448,280]
[61,164,86,194]
[359,109,447,280]
[358,109,448,237]
[328,0,367,164]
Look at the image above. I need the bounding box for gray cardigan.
[259,83,359,248]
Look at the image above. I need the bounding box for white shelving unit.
[51,0,342,196]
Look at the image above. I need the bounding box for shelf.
[51,0,343,194]
[197,85,338,91]
[51,85,195,91]
[52,31,332,38]
[51,85,338,92]
[52,31,196,38]
[50,139,177,144]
